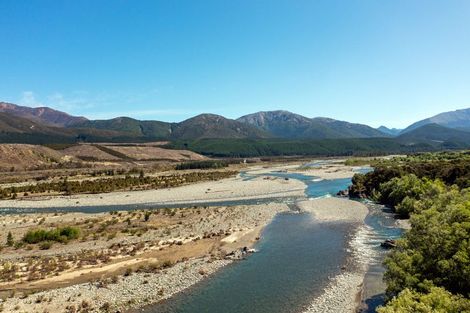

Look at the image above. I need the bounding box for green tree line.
[0,170,236,199]
[350,152,470,311]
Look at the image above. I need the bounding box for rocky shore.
[0,257,231,313]
[0,202,289,312]
[304,271,365,313]
[300,197,372,313]
[304,225,375,313]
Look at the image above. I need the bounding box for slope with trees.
[350,152,470,311]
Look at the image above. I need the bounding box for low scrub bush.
[23,226,80,244]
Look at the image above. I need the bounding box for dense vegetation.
[350,152,470,311]
[23,227,80,244]
[378,287,470,313]
[165,138,438,158]
[0,170,236,199]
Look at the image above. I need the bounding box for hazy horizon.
[1,0,469,128]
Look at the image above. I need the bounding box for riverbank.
[0,163,376,313]
[245,160,363,180]
[0,202,289,312]
[297,197,369,223]
[297,197,370,313]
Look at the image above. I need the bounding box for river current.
[0,166,402,312]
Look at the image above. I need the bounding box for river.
[137,170,402,313]
[0,167,402,312]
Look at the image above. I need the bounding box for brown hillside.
[0,144,77,171]
[102,145,206,161]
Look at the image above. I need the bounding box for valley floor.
[0,161,371,313]
[1,173,306,209]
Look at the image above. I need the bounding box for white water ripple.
[303,225,378,313]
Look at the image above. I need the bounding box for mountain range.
[236,111,385,139]
[1,101,470,150]
[401,108,470,133]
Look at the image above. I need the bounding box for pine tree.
[6,231,14,247]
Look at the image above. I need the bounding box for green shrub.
[23,226,80,244]
[6,232,14,247]
[144,211,151,222]
[378,287,470,313]
[39,241,53,250]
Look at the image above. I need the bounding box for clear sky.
[1,0,469,128]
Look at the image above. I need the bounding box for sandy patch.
[292,165,361,180]
[297,197,368,223]
[245,161,364,180]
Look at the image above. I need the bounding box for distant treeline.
[349,152,470,312]
[2,135,466,158]
[164,138,438,158]
[175,160,228,170]
[350,151,470,204]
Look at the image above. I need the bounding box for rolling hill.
[402,108,470,133]
[72,117,174,138]
[0,112,147,144]
[397,123,470,147]
[377,126,402,136]
[171,114,270,140]
[1,102,470,156]
[0,112,76,143]
[0,102,87,127]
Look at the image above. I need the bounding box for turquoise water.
[143,214,351,313]
[138,174,358,313]
[0,164,401,312]
[139,169,402,313]
[243,171,351,198]
[0,171,346,215]
[0,198,289,215]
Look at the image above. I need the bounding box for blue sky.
[1,0,469,128]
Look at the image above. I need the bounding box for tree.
[144,211,151,222]
[384,188,470,297]
[6,231,14,246]
[378,287,470,313]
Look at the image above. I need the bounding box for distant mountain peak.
[187,113,226,120]
[237,110,387,139]
[172,113,269,139]
[0,101,87,127]
[402,107,470,133]
[377,126,402,136]
[397,123,470,147]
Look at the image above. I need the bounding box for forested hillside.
[166,138,437,157]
